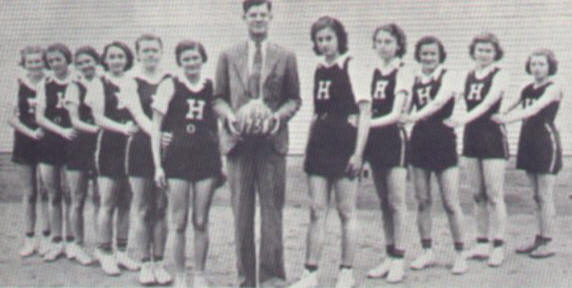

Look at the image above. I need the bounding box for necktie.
[249,41,262,99]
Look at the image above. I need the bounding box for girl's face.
[46,50,68,76]
[105,46,127,75]
[315,27,339,59]
[137,39,162,71]
[374,30,399,62]
[419,43,440,73]
[75,53,97,79]
[24,52,44,76]
[529,55,550,81]
[473,42,496,68]
[179,49,203,78]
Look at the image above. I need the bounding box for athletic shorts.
[409,121,457,171]
[38,131,68,166]
[95,131,128,179]
[462,120,509,160]
[12,132,39,165]
[304,115,357,179]
[163,127,222,182]
[126,132,154,178]
[67,132,97,173]
[516,121,562,174]
[365,125,408,170]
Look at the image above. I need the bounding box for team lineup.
[7,0,564,287]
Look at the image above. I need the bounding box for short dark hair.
[469,32,503,61]
[44,43,72,69]
[525,48,558,76]
[372,23,407,58]
[175,40,208,66]
[101,41,134,71]
[310,16,348,56]
[135,33,163,52]
[74,46,100,65]
[414,36,447,63]
[243,0,272,13]
[19,45,45,68]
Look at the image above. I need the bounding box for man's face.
[243,3,272,38]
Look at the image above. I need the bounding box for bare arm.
[7,105,41,139]
[370,91,407,128]
[65,82,99,134]
[499,85,561,124]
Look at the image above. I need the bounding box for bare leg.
[333,177,358,266]
[191,177,217,272]
[304,175,332,266]
[168,179,191,275]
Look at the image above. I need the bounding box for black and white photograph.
[0,0,571,287]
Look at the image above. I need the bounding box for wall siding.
[1,0,570,155]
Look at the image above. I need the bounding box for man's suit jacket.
[213,40,301,155]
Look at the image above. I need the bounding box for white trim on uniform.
[124,135,134,176]
[399,127,407,166]
[544,123,558,173]
[94,130,104,175]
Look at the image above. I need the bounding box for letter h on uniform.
[373,80,388,100]
[416,87,431,106]
[317,80,331,100]
[186,99,205,120]
[467,83,484,101]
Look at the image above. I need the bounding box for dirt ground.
[1,155,571,287]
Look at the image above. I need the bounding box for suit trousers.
[227,137,286,287]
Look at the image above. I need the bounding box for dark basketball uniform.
[409,69,458,171]
[125,75,169,178]
[364,65,408,169]
[462,67,509,159]
[157,76,222,181]
[94,76,132,178]
[12,78,40,165]
[66,79,97,173]
[304,57,360,178]
[516,82,562,174]
[38,76,72,166]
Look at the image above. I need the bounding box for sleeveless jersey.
[313,57,358,116]
[16,78,39,129]
[43,76,71,128]
[411,69,454,122]
[134,74,169,118]
[463,67,501,123]
[370,66,401,118]
[101,77,132,124]
[521,82,559,125]
[162,77,216,133]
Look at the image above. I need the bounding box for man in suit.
[213,0,301,287]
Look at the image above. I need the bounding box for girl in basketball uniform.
[35,43,77,262]
[491,49,562,259]
[444,32,510,267]
[126,34,171,286]
[151,40,223,288]
[400,36,467,274]
[86,41,140,275]
[365,23,411,283]
[291,16,371,288]
[9,46,51,257]
[63,46,102,266]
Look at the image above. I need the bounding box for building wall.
[1,0,570,155]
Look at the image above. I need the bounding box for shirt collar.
[18,69,43,91]
[375,57,403,75]
[417,65,445,83]
[474,63,499,79]
[176,70,206,93]
[48,70,77,85]
[131,65,168,85]
[319,53,351,69]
